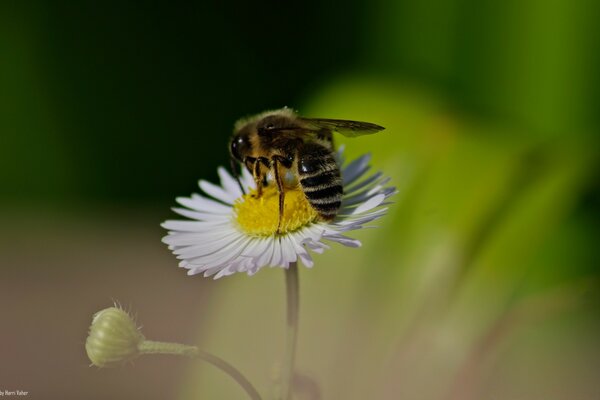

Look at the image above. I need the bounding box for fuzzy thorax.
[233,185,318,236]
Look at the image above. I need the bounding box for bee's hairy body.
[230,108,384,232]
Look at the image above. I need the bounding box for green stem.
[281,262,299,400]
[139,340,262,400]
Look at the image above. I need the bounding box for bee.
[229,108,384,232]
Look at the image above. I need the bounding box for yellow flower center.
[233,185,318,236]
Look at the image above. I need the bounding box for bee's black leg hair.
[251,157,271,197]
[272,155,293,234]
[272,157,285,234]
[253,159,263,196]
[257,157,271,168]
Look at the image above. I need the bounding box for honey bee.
[229,108,384,232]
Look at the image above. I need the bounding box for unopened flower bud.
[85,306,144,367]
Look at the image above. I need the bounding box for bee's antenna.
[230,157,245,194]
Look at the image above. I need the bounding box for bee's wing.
[299,118,384,137]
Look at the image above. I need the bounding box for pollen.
[234,185,318,236]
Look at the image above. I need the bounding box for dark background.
[1,1,368,205]
[0,1,598,399]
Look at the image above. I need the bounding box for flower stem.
[139,340,262,400]
[281,261,299,400]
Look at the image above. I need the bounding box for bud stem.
[139,340,262,400]
[139,340,198,357]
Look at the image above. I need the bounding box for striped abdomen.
[297,142,343,220]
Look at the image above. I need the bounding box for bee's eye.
[265,123,274,130]
[230,134,250,162]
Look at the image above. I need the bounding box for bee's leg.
[253,157,271,197]
[272,155,293,234]
[243,157,261,197]
[272,158,285,234]
[254,161,262,196]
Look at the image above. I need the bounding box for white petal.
[199,180,237,205]
[183,238,243,266]
[334,210,388,230]
[257,238,277,267]
[161,219,233,232]
[176,195,232,214]
[352,193,386,215]
[342,192,375,207]
[163,226,232,246]
[188,235,252,267]
[234,258,253,273]
[162,220,209,232]
[281,235,298,265]
[240,168,255,193]
[345,171,383,194]
[324,233,362,248]
[283,230,315,267]
[304,240,328,254]
[342,154,371,186]
[246,265,261,276]
[240,237,268,259]
[342,184,393,207]
[173,230,241,257]
[381,187,398,199]
[294,242,314,267]
[270,237,284,268]
[337,208,388,222]
[218,167,243,198]
[171,207,228,221]
[214,266,237,279]
[336,144,346,162]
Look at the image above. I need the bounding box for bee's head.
[230,125,252,162]
[230,108,298,162]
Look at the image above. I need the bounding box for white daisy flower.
[161,149,396,279]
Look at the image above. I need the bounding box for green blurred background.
[0,1,598,399]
